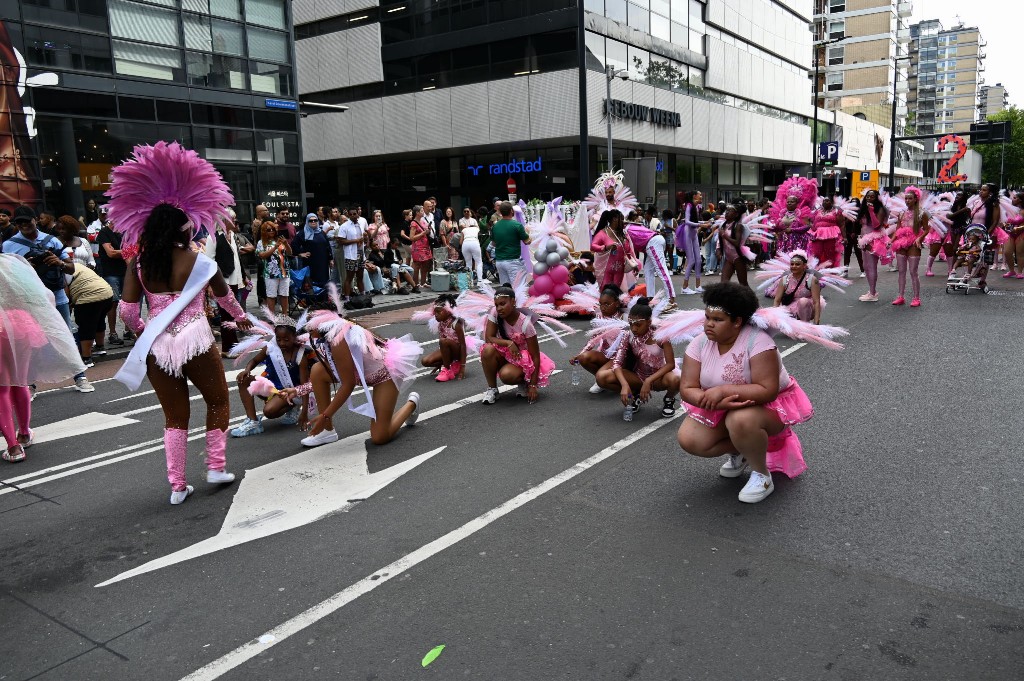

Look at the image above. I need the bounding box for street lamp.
[605,64,628,172]
[811,36,844,185]
[887,52,912,190]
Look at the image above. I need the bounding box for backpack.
[9,235,65,291]
[214,231,236,276]
[344,292,374,310]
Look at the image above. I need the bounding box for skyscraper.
[979,83,1009,119]
[908,19,986,138]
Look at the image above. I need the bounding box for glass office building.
[2,0,302,222]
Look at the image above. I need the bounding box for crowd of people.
[1,139,1019,507]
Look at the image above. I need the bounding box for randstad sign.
[467,157,542,176]
[605,98,681,127]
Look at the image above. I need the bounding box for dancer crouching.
[594,296,679,418]
[567,282,626,394]
[412,294,475,382]
[657,283,847,503]
[108,142,253,505]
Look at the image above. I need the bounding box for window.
[255,131,298,165]
[184,15,246,56]
[740,161,758,186]
[676,155,693,184]
[584,0,603,11]
[605,0,626,22]
[627,45,648,81]
[247,27,288,62]
[651,11,670,41]
[717,158,735,185]
[245,0,284,27]
[605,37,627,73]
[24,25,112,73]
[112,40,182,80]
[186,51,247,89]
[826,72,843,91]
[828,19,844,39]
[828,0,844,11]
[584,30,604,70]
[694,156,712,185]
[671,0,686,25]
[627,2,649,33]
[249,60,292,95]
[109,0,180,46]
[827,45,843,65]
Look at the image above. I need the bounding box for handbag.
[214,231,236,276]
[779,274,806,306]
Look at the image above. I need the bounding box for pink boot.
[164,427,189,493]
[205,428,235,484]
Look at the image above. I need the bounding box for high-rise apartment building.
[979,83,1009,119]
[908,19,986,138]
[812,0,912,127]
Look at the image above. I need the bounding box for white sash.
[115,255,218,391]
[314,329,376,421]
[266,341,295,390]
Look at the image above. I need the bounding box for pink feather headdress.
[768,177,817,224]
[105,141,234,247]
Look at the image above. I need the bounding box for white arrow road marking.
[30,412,139,446]
[96,379,545,588]
[177,412,682,681]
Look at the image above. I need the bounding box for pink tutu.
[811,225,843,242]
[858,231,893,264]
[923,230,948,245]
[491,343,555,387]
[890,226,921,252]
[382,334,423,392]
[991,226,1009,246]
[683,378,813,478]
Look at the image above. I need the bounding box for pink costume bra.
[315,333,392,388]
[138,264,215,377]
[613,332,665,380]
[438,317,459,343]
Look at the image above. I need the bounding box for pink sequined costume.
[780,274,819,322]
[809,208,845,268]
[612,331,667,381]
[485,310,555,387]
[889,206,925,305]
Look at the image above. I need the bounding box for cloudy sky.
[911,0,1016,107]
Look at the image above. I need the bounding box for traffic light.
[970,121,1012,144]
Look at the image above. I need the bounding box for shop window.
[740,161,758,186]
[255,131,298,165]
[118,95,155,120]
[249,60,292,95]
[694,156,711,185]
[247,26,287,62]
[194,126,254,163]
[109,0,180,46]
[112,40,183,81]
[186,51,248,89]
[245,0,285,28]
[717,158,735,185]
[157,99,190,123]
[676,155,693,184]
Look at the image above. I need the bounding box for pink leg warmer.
[164,428,189,492]
[908,255,921,298]
[926,255,935,272]
[896,254,908,297]
[0,387,16,448]
[864,252,879,295]
[205,428,227,472]
[11,386,30,436]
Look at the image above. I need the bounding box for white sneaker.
[589,382,603,394]
[280,407,300,426]
[481,387,499,404]
[738,470,774,503]
[859,272,866,278]
[515,384,528,398]
[207,469,236,484]
[719,454,747,478]
[301,429,339,447]
[694,285,705,293]
[170,485,194,505]
[74,377,95,393]
[230,418,264,437]
[680,287,696,295]
[405,392,420,426]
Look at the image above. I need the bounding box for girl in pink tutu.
[479,284,556,405]
[888,186,929,307]
[808,196,845,268]
[412,294,475,382]
[0,254,85,462]
[656,283,847,504]
[855,190,891,302]
[567,282,627,394]
[279,296,423,447]
[595,296,680,418]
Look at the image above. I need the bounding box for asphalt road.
[2,266,1023,681]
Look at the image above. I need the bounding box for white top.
[65,240,95,268]
[462,224,480,241]
[203,229,243,286]
[341,221,363,260]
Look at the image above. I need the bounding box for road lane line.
[30,413,139,445]
[178,412,680,681]
[104,371,242,404]
[780,343,806,357]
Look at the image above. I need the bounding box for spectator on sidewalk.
[384,236,420,293]
[96,215,134,346]
[65,262,114,367]
[275,208,296,240]
[292,212,333,288]
[205,211,246,354]
[491,201,531,284]
[257,219,291,315]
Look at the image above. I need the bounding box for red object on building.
[506,177,516,194]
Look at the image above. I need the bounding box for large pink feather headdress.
[105,141,234,247]
[768,177,817,224]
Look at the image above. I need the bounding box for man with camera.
[1,205,93,393]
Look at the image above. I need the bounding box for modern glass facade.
[2,0,301,221]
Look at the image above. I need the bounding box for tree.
[974,106,1024,187]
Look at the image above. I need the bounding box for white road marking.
[780,343,806,357]
[104,370,243,404]
[96,378,546,587]
[30,412,139,446]
[176,412,681,681]
[121,387,240,417]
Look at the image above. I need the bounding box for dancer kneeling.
[230,312,310,437]
[280,298,422,447]
[594,296,679,418]
[657,283,847,504]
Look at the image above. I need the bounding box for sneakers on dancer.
[515,384,529,398]
[1017,274,1024,280]
[680,287,696,295]
[891,296,906,306]
[230,418,264,437]
[301,429,339,447]
[16,430,32,449]
[169,485,194,505]
[926,269,934,277]
[1003,271,1016,278]
[449,360,462,378]
[481,387,499,404]
[719,454,747,478]
[695,286,705,293]
[405,391,420,426]
[74,376,95,393]
[858,293,878,302]
[910,297,921,308]
[738,470,774,503]
[589,382,603,394]
[661,395,677,418]
[663,302,678,312]
[81,357,95,369]
[435,366,454,382]
[207,469,235,484]
[859,272,866,278]
[280,407,300,426]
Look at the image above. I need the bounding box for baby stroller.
[945,225,993,295]
[290,266,328,309]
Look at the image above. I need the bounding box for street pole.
[812,44,820,184]
[606,64,614,173]
[1000,140,1006,189]
[576,0,589,200]
[888,53,909,191]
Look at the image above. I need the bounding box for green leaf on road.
[421,644,445,667]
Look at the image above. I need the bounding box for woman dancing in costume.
[582,169,639,233]
[625,215,676,308]
[594,296,680,419]
[108,141,253,505]
[0,254,85,462]
[412,293,477,382]
[229,311,309,438]
[855,189,890,302]
[808,196,847,268]
[716,205,755,288]
[278,293,423,448]
[591,209,637,289]
[676,191,706,293]
[657,283,848,503]
[1000,192,1024,279]
[888,186,950,308]
[768,177,816,254]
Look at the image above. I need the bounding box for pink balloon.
[552,283,571,300]
[531,274,554,295]
[549,265,570,285]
